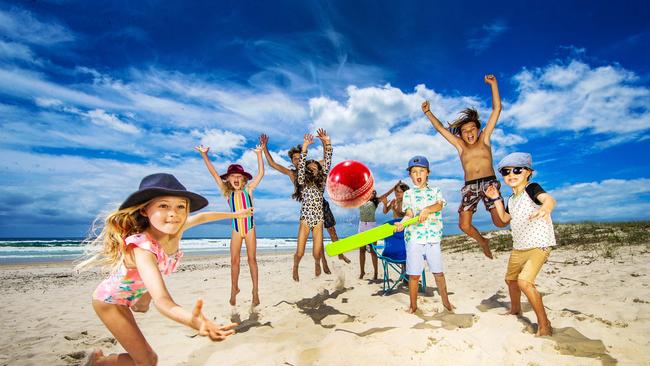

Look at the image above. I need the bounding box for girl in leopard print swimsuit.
[291,129,332,281]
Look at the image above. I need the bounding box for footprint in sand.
[544,327,617,366]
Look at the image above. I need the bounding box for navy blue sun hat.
[497,152,533,171]
[406,156,430,171]
[120,173,209,212]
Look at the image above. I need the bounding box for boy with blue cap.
[485,152,557,336]
[396,156,454,313]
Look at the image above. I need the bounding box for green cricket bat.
[325,216,420,256]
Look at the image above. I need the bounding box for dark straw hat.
[120,173,208,212]
[220,164,253,181]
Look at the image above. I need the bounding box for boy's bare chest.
[460,144,495,178]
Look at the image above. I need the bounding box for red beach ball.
[327,160,375,208]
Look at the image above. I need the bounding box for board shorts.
[406,241,443,275]
[505,247,551,284]
[323,199,336,229]
[458,175,502,213]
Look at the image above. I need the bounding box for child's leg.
[244,229,260,306]
[293,221,310,282]
[229,232,244,305]
[433,273,454,311]
[90,300,157,365]
[408,275,420,313]
[518,279,552,336]
[312,223,324,277]
[319,244,331,275]
[504,280,522,315]
[458,211,493,259]
[358,246,366,279]
[327,226,351,263]
[489,208,508,228]
[370,244,378,280]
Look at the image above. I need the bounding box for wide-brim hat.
[120,173,208,212]
[220,164,253,181]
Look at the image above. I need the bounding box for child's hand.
[234,208,253,218]
[421,101,430,114]
[485,185,500,199]
[316,128,330,144]
[529,208,551,222]
[253,145,263,154]
[259,134,269,148]
[394,222,405,232]
[303,133,314,146]
[484,74,498,85]
[191,299,237,341]
[419,208,430,223]
[195,145,209,154]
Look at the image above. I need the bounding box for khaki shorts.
[505,247,551,284]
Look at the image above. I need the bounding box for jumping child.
[196,145,264,306]
[422,74,506,259]
[358,189,393,280]
[486,152,556,336]
[78,173,251,365]
[291,129,332,281]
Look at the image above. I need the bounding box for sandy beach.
[1,237,649,366]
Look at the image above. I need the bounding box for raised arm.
[316,128,333,173]
[481,74,502,144]
[297,134,313,185]
[133,249,237,341]
[195,145,227,193]
[486,185,510,223]
[259,134,295,181]
[382,199,394,214]
[422,101,464,153]
[248,145,265,191]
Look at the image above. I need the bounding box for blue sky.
[0,0,649,238]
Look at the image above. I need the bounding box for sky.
[0,0,649,238]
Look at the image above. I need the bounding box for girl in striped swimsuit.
[197,145,265,307]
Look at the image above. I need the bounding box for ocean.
[0,237,329,264]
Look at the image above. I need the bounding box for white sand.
[1,245,649,365]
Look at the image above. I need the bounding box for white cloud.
[505,60,650,137]
[85,109,140,134]
[194,129,247,158]
[0,7,75,45]
[467,20,508,53]
[0,40,39,64]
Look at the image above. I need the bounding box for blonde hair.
[222,177,249,197]
[75,201,151,271]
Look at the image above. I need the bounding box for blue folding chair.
[371,219,426,295]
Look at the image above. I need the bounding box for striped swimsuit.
[228,187,254,237]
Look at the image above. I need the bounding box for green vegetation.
[443,221,650,254]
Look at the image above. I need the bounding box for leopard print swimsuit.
[297,146,332,228]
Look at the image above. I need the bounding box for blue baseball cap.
[406,155,430,171]
[497,152,533,171]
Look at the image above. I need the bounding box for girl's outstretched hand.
[316,128,330,144]
[191,299,238,342]
[253,144,263,154]
[259,134,269,148]
[234,208,254,218]
[421,101,430,114]
[303,133,314,146]
[195,145,209,154]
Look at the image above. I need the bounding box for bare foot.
[405,306,417,314]
[252,291,260,307]
[536,322,553,337]
[229,287,240,306]
[358,271,365,279]
[323,264,331,275]
[478,238,493,259]
[442,301,456,312]
[83,349,103,366]
[373,273,378,281]
[315,261,322,277]
[292,265,300,282]
[338,254,351,264]
[500,308,522,316]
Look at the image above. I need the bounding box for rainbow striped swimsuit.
[228,188,254,236]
